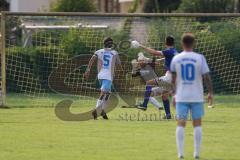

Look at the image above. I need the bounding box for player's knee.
[162,94,168,100]
[146,80,155,86]
[146,81,151,85]
[105,92,111,101]
[178,120,186,127]
[99,94,105,100]
[151,92,156,97]
[193,119,201,127]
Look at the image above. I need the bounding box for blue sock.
[163,99,171,118]
[142,85,152,108]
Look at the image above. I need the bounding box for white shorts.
[152,71,172,94]
[157,71,172,83]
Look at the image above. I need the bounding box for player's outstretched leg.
[148,87,164,110]
[149,97,163,110]
[137,79,156,111]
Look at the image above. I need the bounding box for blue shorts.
[176,102,204,120]
[99,79,112,92]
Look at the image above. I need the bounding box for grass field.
[0,95,240,160]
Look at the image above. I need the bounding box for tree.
[0,0,9,11]
[177,0,235,13]
[143,0,182,13]
[235,0,240,12]
[51,0,96,12]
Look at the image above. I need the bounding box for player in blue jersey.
[131,36,178,119]
[84,37,122,120]
[170,33,213,160]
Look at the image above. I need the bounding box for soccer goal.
[1,12,240,109]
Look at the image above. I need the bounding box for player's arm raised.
[131,40,163,57]
[83,54,97,80]
[203,73,213,106]
[140,45,163,57]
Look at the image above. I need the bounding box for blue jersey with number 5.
[170,51,210,102]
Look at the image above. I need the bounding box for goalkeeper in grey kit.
[131,52,165,110]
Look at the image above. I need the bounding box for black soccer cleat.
[158,107,164,110]
[101,110,109,120]
[92,109,98,120]
[137,104,147,111]
[163,114,172,120]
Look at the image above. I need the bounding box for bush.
[178,0,235,13]
[0,0,9,11]
[59,28,105,56]
[51,0,96,12]
[6,46,68,92]
[143,0,181,13]
[209,21,240,63]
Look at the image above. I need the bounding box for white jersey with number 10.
[94,48,121,81]
[170,51,210,102]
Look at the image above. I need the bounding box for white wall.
[10,0,57,12]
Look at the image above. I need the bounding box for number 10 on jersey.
[181,63,195,81]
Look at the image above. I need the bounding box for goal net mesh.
[2,14,240,108]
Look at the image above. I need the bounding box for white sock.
[95,99,103,109]
[194,126,202,157]
[176,126,185,158]
[149,97,162,109]
[101,100,108,111]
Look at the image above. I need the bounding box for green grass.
[0,95,240,160]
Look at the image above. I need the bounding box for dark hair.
[182,33,195,48]
[103,37,113,48]
[165,35,174,46]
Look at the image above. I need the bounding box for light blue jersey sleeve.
[201,55,210,75]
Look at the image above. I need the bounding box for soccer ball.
[131,40,140,48]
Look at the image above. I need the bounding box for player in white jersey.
[84,37,122,120]
[170,33,213,160]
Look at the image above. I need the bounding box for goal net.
[1,13,240,110]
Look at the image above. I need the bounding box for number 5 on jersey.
[103,54,111,68]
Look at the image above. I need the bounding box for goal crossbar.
[2,11,240,17]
